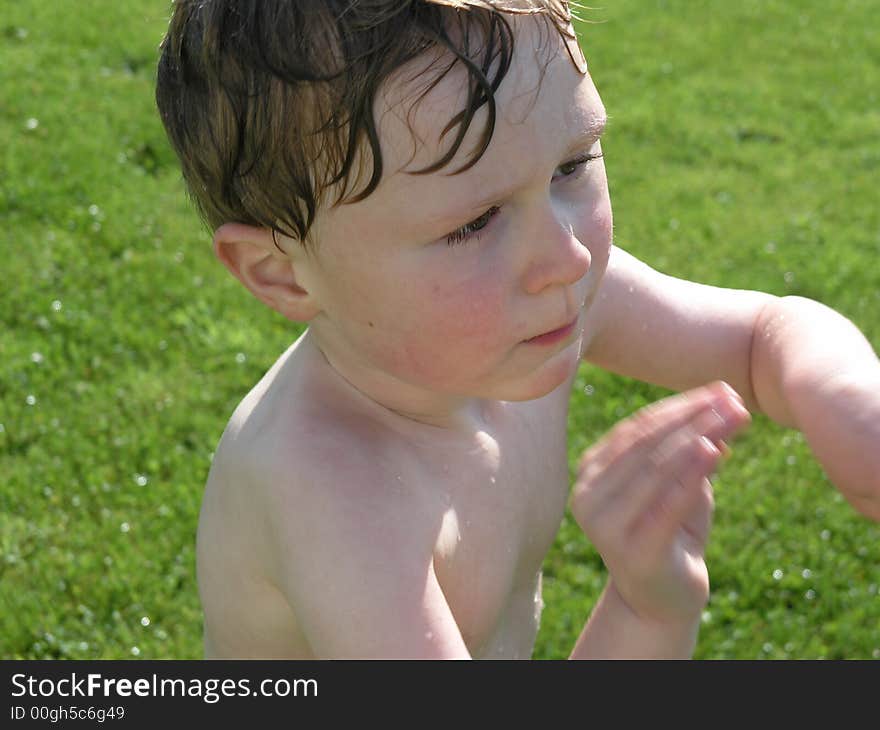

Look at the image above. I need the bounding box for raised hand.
[570,381,751,624]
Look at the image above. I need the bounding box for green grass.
[2,0,878,660]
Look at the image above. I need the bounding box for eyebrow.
[425,114,608,226]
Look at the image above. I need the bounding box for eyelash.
[445,150,604,247]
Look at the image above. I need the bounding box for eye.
[555,150,603,180]
[446,206,501,247]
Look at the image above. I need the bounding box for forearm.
[751,295,880,429]
[569,580,700,659]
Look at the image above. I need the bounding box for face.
[296,18,612,415]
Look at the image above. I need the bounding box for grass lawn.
[2,0,878,660]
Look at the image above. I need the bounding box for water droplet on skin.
[424,631,433,640]
[489,476,496,485]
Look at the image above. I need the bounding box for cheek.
[429,273,506,338]
[398,271,508,379]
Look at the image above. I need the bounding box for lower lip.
[523,317,579,346]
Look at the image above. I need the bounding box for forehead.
[314,16,605,245]
[378,17,601,190]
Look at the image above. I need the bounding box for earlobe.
[212,222,321,322]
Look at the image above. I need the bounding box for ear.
[212,223,321,322]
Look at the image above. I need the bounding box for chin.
[501,341,582,401]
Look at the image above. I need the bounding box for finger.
[634,441,720,555]
[572,380,743,523]
[580,380,743,475]
[592,395,743,526]
[697,394,751,448]
[610,422,722,536]
[681,478,715,548]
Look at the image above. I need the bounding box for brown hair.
[156,0,585,251]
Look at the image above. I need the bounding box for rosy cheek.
[395,277,505,380]
[437,276,505,340]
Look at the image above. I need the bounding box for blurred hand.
[570,381,751,624]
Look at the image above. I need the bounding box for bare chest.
[429,394,571,657]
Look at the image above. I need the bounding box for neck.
[302,328,501,438]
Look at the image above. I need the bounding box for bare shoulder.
[209,351,467,657]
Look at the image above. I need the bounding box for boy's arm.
[582,245,880,518]
[570,580,699,659]
[568,381,751,659]
[262,450,472,659]
[581,246,774,414]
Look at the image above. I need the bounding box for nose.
[521,201,592,295]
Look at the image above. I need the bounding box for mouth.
[523,314,580,346]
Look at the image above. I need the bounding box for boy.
[156,1,880,658]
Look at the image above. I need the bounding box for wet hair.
[156,0,585,251]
